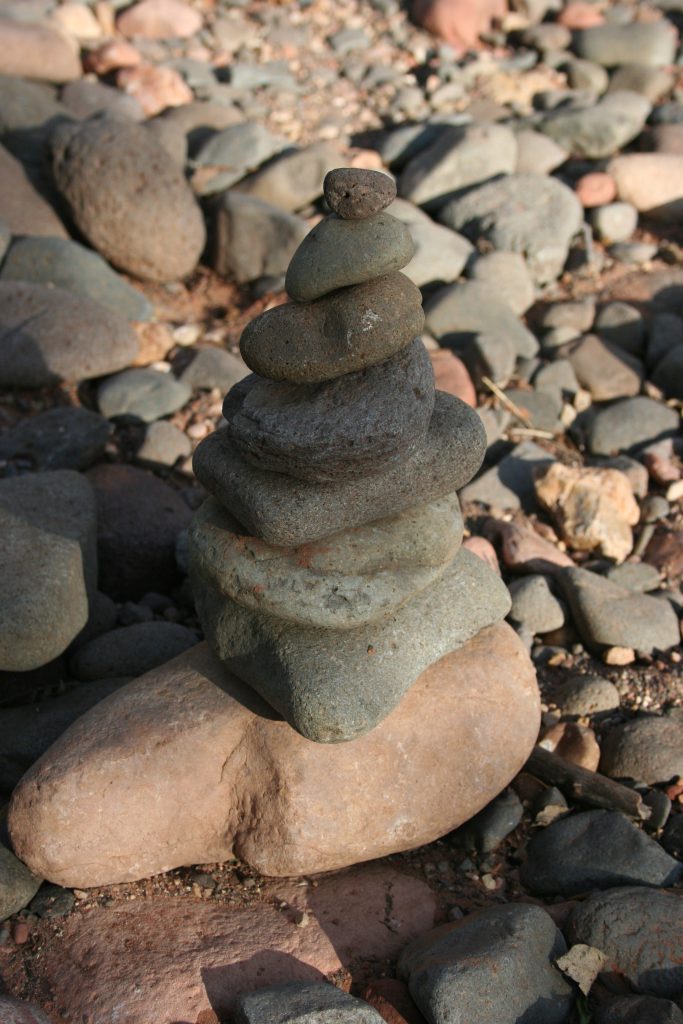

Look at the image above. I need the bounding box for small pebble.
[323,167,396,220]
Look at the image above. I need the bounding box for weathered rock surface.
[195,549,511,741]
[193,392,486,546]
[0,845,41,923]
[224,341,434,481]
[0,471,97,672]
[240,272,424,384]
[599,716,683,785]
[8,623,539,886]
[51,115,206,281]
[324,167,396,219]
[235,982,385,1024]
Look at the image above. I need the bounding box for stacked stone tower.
[190,168,512,743]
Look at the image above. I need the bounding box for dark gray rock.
[572,22,677,67]
[0,845,41,922]
[0,282,139,388]
[69,622,199,681]
[397,903,574,1024]
[0,407,111,471]
[210,191,308,284]
[541,91,651,159]
[595,301,645,355]
[509,575,565,634]
[0,142,67,239]
[324,167,396,220]
[604,562,661,592]
[661,815,683,859]
[565,887,683,998]
[533,359,580,401]
[234,982,384,1024]
[285,211,415,302]
[438,173,582,284]
[651,345,683,400]
[0,74,69,134]
[608,64,674,102]
[451,788,523,853]
[599,716,683,785]
[595,996,683,1024]
[195,548,510,742]
[551,673,620,717]
[459,441,554,512]
[521,810,683,895]
[647,313,683,371]
[60,78,144,122]
[0,471,97,672]
[28,883,74,919]
[193,391,486,546]
[98,368,191,423]
[568,334,643,401]
[224,341,434,482]
[586,396,680,456]
[192,122,287,194]
[240,272,424,384]
[0,236,153,320]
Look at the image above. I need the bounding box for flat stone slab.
[224,340,434,482]
[240,272,425,384]
[189,494,463,629]
[193,391,486,546]
[8,623,539,887]
[194,548,511,741]
[236,982,385,1024]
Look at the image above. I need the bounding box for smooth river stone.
[188,495,463,629]
[285,212,415,302]
[194,547,511,742]
[193,391,486,546]
[8,622,539,886]
[240,272,425,384]
[224,340,435,482]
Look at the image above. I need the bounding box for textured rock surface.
[599,716,683,784]
[69,622,199,681]
[235,982,385,1024]
[240,272,424,384]
[0,845,41,922]
[194,548,511,741]
[324,167,396,219]
[0,407,111,472]
[224,341,434,481]
[194,392,485,546]
[8,624,539,886]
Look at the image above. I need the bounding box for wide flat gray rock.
[194,547,511,741]
[388,199,472,289]
[572,21,677,68]
[235,982,385,1024]
[224,340,435,481]
[585,396,680,455]
[240,271,424,383]
[189,495,463,629]
[193,391,486,546]
[541,91,651,159]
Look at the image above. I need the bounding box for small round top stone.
[323,168,397,220]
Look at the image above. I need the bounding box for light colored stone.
[116,0,202,38]
[0,18,81,82]
[540,721,601,771]
[608,153,683,223]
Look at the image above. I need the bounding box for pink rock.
[462,536,501,575]
[575,172,617,209]
[498,521,575,575]
[0,18,81,83]
[83,39,142,75]
[8,626,539,888]
[429,350,476,407]
[608,153,683,222]
[557,3,605,29]
[0,997,52,1024]
[117,63,193,117]
[540,722,601,771]
[117,0,203,39]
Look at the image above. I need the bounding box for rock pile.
[190,168,517,743]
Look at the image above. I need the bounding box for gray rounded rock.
[69,622,199,681]
[224,340,435,482]
[591,202,638,244]
[551,674,620,717]
[586,396,680,456]
[0,406,111,472]
[241,272,424,384]
[235,981,385,1024]
[136,421,191,467]
[0,844,41,923]
[285,211,415,302]
[98,368,191,423]
[509,575,565,634]
[324,167,396,220]
[572,22,677,68]
[451,788,524,854]
[51,115,206,282]
[599,716,683,785]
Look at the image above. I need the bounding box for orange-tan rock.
[9,624,539,888]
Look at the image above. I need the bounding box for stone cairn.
[190,168,513,743]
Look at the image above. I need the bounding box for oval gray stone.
[285,211,415,302]
[69,622,199,681]
[585,396,680,456]
[240,271,425,383]
[224,340,435,482]
[97,368,191,423]
[235,982,385,1024]
[0,844,41,923]
[599,716,683,785]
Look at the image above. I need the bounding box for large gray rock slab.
[51,115,206,282]
[0,406,111,471]
[70,622,199,681]
[190,495,462,629]
[397,904,574,1024]
[210,191,309,284]
[0,282,139,388]
[234,142,342,212]
[0,471,97,672]
[558,566,681,654]
[0,845,41,922]
[224,340,435,482]
[193,391,486,546]
[572,21,678,68]
[541,91,651,159]
[585,396,680,455]
[566,887,683,998]
[234,982,385,1024]
[599,715,683,785]
[240,272,424,383]
[388,198,472,288]
[520,810,683,896]
[0,236,153,320]
[438,173,583,284]
[285,212,415,302]
[398,123,518,209]
[195,547,511,741]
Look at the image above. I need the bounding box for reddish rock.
[131,322,174,365]
[498,521,574,575]
[117,63,193,117]
[462,535,500,574]
[83,39,142,75]
[644,529,683,583]
[575,172,617,209]
[540,722,601,771]
[430,350,476,407]
[0,18,81,83]
[11,922,29,945]
[116,0,203,39]
[557,3,605,29]
[359,979,426,1024]
[8,625,539,888]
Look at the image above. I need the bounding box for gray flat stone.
[551,674,620,717]
[451,788,524,854]
[387,199,472,289]
[136,420,191,466]
[285,211,415,302]
[586,396,680,455]
[210,191,309,284]
[192,122,288,194]
[224,340,434,482]
[189,494,463,629]
[572,22,678,68]
[180,347,249,392]
[425,280,539,361]
[240,272,424,383]
[98,368,191,423]
[0,471,97,672]
[0,845,41,922]
[235,982,385,1024]
[515,128,568,174]
[193,391,486,546]
[438,173,583,285]
[599,716,683,785]
[460,441,554,512]
[0,406,111,471]
[509,575,565,634]
[0,236,153,321]
[194,547,511,741]
[467,250,536,316]
[591,202,638,244]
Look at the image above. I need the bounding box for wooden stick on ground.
[523,745,651,821]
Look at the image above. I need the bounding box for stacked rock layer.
[191,168,513,743]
